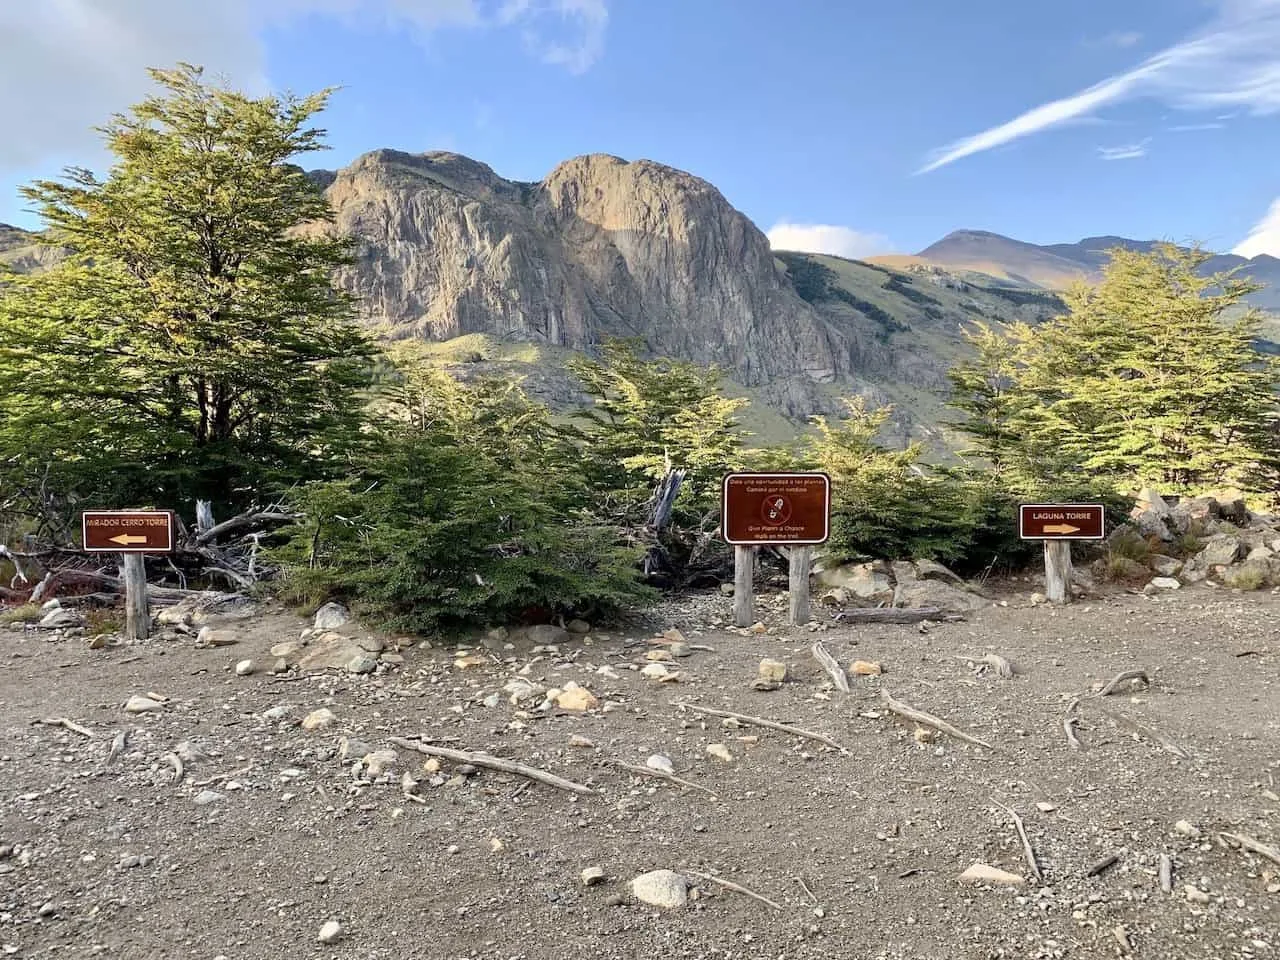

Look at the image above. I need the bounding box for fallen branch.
[993,799,1043,883]
[193,510,297,546]
[1095,706,1190,760]
[833,607,962,625]
[1158,853,1173,893]
[389,737,597,796]
[688,870,784,911]
[37,717,93,738]
[1097,669,1150,697]
[675,703,849,754]
[604,758,717,798]
[879,690,995,751]
[810,642,850,693]
[1218,832,1280,868]
[955,653,1015,679]
[1063,698,1084,750]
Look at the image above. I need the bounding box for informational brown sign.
[82,511,175,553]
[1018,503,1105,540]
[722,473,831,546]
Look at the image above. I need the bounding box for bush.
[271,368,657,634]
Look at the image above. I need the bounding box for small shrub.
[1174,532,1203,556]
[1108,527,1156,563]
[1223,564,1267,591]
[84,606,124,635]
[0,602,40,625]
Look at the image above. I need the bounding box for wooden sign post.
[1018,503,1105,604]
[82,511,175,641]
[722,473,831,626]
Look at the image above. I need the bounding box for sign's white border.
[1017,503,1107,541]
[721,472,832,546]
[81,510,176,553]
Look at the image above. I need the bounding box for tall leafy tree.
[0,64,374,522]
[947,244,1280,497]
[567,338,748,518]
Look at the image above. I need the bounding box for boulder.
[914,559,964,585]
[297,632,385,672]
[1170,496,1220,534]
[1150,577,1181,590]
[1148,555,1183,577]
[816,561,892,600]
[38,608,80,629]
[1131,488,1176,541]
[1197,534,1244,568]
[511,624,571,646]
[312,602,350,631]
[893,579,986,614]
[890,560,918,585]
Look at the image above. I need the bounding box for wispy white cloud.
[918,0,1280,173]
[1097,138,1151,160]
[0,1,608,171]
[1233,197,1280,257]
[766,223,894,260]
[1166,121,1226,130]
[1100,30,1144,48]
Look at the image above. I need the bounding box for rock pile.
[1126,489,1280,593]
[813,558,987,614]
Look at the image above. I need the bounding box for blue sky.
[3,0,1280,258]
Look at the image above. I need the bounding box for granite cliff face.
[301,149,894,415]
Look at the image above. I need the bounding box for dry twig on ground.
[879,690,995,751]
[675,703,849,754]
[604,758,718,798]
[390,737,597,796]
[810,642,850,693]
[688,871,784,911]
[1097,669,1151,696]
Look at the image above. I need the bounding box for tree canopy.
[0,64,374,526]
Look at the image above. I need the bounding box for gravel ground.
[1,581,1277,960]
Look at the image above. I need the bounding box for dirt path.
[1,584,1277,959]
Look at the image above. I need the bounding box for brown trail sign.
[722,473,831,628]
[82,510,175,643]
[82,511,175,554]
[1018,504,1105,541]
[1018,503,1106,606]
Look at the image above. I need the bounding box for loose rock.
[301,708,336,731]
[630,869,688,908]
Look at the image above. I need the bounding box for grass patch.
[84,607,124,635]
[1223,564,1267,591]
[0,603,40,625]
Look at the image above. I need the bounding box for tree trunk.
[788,546,812,626]
[1044,540,1072,605]
[733,545,754,628]
[121,553,150,641]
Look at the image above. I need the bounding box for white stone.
[630,869,688,908]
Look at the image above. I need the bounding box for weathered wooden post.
[121,552,150,640]
[722,473,830,628]
[1018,502,1105,607]
[733,545,755,627]
[81,510,176,642]
[1043,540,1072,605]
[788,545,813,625]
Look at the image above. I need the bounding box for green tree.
[0,64,374,522]
[798,397,981,563]
[272,364,654,632]
[947,244,1280,497]
[567,338,749,518]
